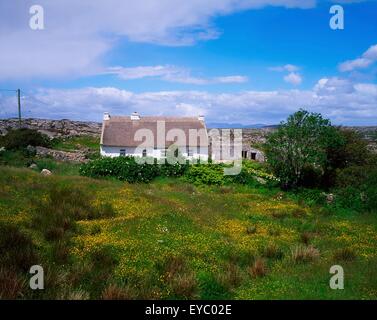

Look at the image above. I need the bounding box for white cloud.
[0,0,315,79]
[339,44,377,72]
[105,65,248,84]
[269,64,302,85]
[2,76,377,125]
[269,64,300,72]
[313,77,353,94]
[284,72,302,85]
[105,66,179,80]
[214,76,248,83]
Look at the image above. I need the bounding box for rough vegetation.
[0,110,376,300]
[0,166,376,299]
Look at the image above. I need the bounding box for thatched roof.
[101,115,208,147]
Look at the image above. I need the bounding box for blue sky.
[0,0,377,125]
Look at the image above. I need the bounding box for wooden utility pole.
[17,89,21,126]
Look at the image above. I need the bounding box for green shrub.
[184,164,224,186]
[335,166,370,189]
[79,156,276,187]
[227,168,256,185]
[237,160,279,186]
[79,156,159,183]
[0,150,29,167]
[295,188,325,206]
[265,109,342,189]
[35,158,58,172]
[159,162,189,177]
[335,167,377,212]
[0,128,51,150]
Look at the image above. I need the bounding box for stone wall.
[35,146,88,163]
[0,118,101,138]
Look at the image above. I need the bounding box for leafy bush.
[295,188,326,206]
[0,128,51,150]
[241,161,280,186]
[159,162,189,177]
[79,156,278,188]
[79,156,159,183]
[0,150,30,167]
[265,109,343,189]
[228,168,256,185]
[335,166,370,189]
[323,128,371,188]
[335,166,377,212]
[184,164,225,186]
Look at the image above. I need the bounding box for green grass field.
[51,136,100,152]
[1,164,376,299]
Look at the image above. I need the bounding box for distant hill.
[207,122,275,129]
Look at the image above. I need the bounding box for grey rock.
[326,193,335,204]
[36,146,89,163]
[256,177,267,185]
[26,145,36,154]
[40,168,52,176]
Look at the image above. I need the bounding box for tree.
[0,128,51,150]
[323,128,371,188]
[265,109,342,189]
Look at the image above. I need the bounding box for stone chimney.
[130,111,140,120]
[198,115,205,121]
[103,112,110,121]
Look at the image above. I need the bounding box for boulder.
[326,193,334,204]
[40,169,52,176]
[26,145,36,154]
[256,177,267,185]
[29,163,38,169]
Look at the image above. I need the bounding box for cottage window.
[187,147,194,157]
[142,149,147,157]
[161,148,167,158]
[242,151,247,159]
[120,149,126,157]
